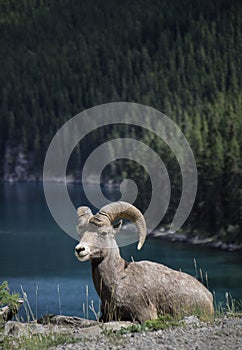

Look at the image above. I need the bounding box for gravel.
[52,316,242,350]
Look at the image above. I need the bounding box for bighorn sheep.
[75,201,214,323]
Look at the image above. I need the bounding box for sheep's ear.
[113,220,122,234]
[77,206,93,236]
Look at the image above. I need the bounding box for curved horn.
[98,201,147,250]
[77,206,93,234]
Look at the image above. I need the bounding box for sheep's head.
[75,201,146,262]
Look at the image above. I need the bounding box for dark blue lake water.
[0,183,241,320]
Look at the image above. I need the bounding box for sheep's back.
[116,260,214,319]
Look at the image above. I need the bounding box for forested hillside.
[0,0,241,241]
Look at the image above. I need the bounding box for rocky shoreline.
[149,228,242,252]
[1,314,242,350]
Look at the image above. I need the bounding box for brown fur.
[75,203,214,323]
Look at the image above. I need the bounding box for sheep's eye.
[100,231,107,238]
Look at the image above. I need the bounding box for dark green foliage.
[117,314,183,334]
[0,281,20,316]
[0,0,241,241]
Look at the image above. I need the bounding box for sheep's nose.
[75,246,85,254]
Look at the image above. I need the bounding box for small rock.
[38,314,98,328]
[182,316,201,325]
[4,321,46,337]
[103,321,134,332]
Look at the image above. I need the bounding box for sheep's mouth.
[75,252,90,261]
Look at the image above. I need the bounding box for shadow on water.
[0,183,241,320]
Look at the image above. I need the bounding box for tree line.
[0,0,241,242]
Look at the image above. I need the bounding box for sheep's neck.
[91,248,127,299]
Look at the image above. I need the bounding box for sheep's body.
[91,249,214,323]
[75,202,214,322]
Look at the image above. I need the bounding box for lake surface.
[0,183,241,320]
